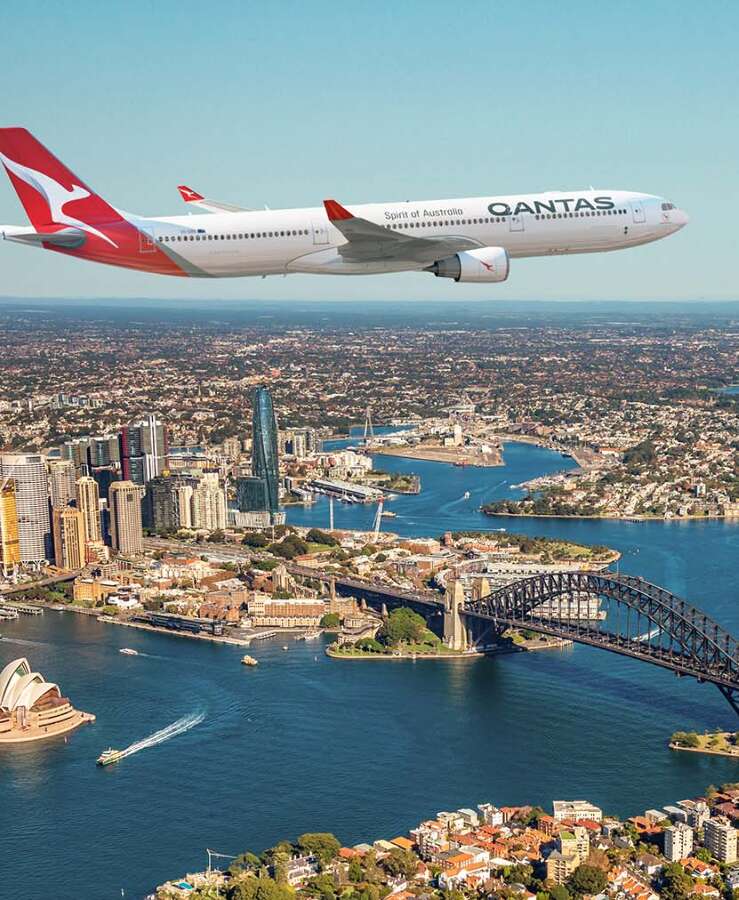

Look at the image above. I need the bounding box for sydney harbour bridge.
[290,565,739,714]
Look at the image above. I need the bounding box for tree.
[320,612,340,629]
[243,532,269,548]
[548,885,570,900]
[296,832,341,864]
[504,863,534,887]
[348,858,364,883]
[381,607,426,645]
[382,848,418,879]
[568,864,607,896]
[660,863,694,900]
[227,876,294,900]
[355,637,384,653]
[228,852,262,875]
[306,528,338,546]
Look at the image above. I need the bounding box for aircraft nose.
[675,208,690,228]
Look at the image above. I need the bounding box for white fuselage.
[144,189,688,278]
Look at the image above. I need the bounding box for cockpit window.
[661,202,676,210]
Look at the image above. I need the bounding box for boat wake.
[0,636,49,648]
[116,711,205,761]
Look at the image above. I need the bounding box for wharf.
[97,616,255,647]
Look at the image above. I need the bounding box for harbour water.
[2,440,739,899]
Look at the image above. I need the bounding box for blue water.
[2,440,738,900]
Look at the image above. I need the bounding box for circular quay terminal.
[0,4,737,900]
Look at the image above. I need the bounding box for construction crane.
[372,498,384,540]
[363,405,375,443]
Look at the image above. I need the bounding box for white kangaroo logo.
[0,151,118,247]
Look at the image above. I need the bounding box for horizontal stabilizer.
[177,184,250,213]
[1,225,86,247]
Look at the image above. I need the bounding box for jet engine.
[426,246,509,283]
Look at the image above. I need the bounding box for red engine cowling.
[426,246,510,283]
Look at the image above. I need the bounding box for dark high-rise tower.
[252,387,279,516]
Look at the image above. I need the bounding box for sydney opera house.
[0,657,94,742]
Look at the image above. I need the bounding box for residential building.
[108,481,144,556]
[0,477,21,571]
[0,454,52,563]
[252,386,279,517]
[704,818,738,863]
[47,458,76,508]
[559,826,590,864]
[190,473,226,530]
[664,823,693,862]
[52,506,87,570]
[552,800,603,822]
[147,475,197,531]
[75,476,102,546]
[545,850,579,885]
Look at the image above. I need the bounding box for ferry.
[241,655,258,666]
[119,648,138,656]
[96,748,123,766]
[296,631,321,641]
[381,510,397,518]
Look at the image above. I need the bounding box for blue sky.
[0,1,736,301]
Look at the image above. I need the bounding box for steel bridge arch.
[465,572,739,712]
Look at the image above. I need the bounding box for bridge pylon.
[444,580,468,651]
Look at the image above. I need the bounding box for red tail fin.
[0,127,122,231]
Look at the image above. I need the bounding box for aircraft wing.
[323,199,480,264]
[177,185,250,213]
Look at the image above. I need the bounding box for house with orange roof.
[390,836,415,852]
[682,857,720,880]
[691,883,720,898]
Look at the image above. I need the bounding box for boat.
[282,645,289,651]
[463,491,471,500]
[119,648,138,656]
[303,631,321,641]
[96,748,123,766]
[241,655,258,666]
[381,510,397,518]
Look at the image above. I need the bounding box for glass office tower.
[251,387,279,517]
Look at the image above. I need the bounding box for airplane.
[0,127,688,283]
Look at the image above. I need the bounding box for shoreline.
[0,710,95,744]
[97,616,256,647]
[372,445,503,467]
[482,510,737,522]
[669,742,739,759]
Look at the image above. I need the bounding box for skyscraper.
[75,476,102,544]
[47,459,76,508]
[108,481,144,556]
[0,477,21,572]
[119,415,167,486]
[0,454,52,563]
[252,387,279,517]
[52,506,86,570]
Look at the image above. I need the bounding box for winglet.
[178,185,204,203]
[323,199,353,221]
